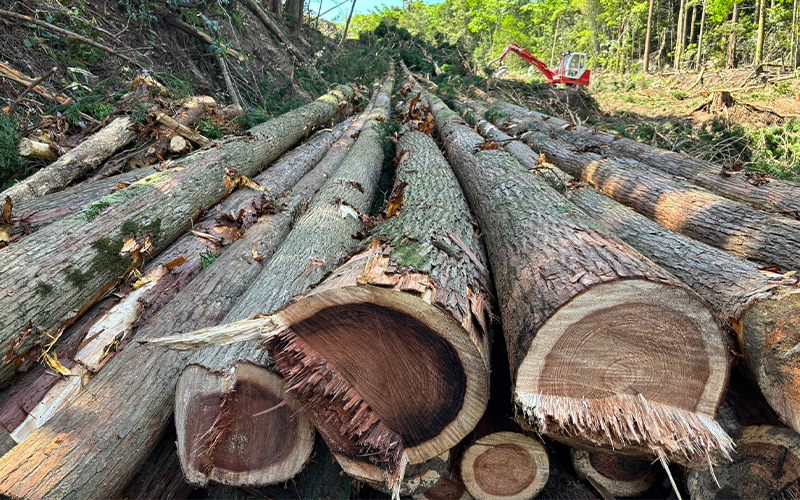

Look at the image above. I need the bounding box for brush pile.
[0,57,799,500]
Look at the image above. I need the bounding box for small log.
[412,472,471,500]
[687,425,800,498]
[0,62,69,104]
[0,85,352,387]
[175,362,314,486]
[1,117,139,204]
[155,112,212,147]
[164,13,245,62]
[0,115,354,499]
[3,66,57,113]
[17,138,58,162]
[0,10,140,66]
[460,432,549,500]
[425,85,731,465]
[571,449,658,498]
[169,135,188,154]
[467,96,800,218]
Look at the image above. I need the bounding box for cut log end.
[174,362,314,487]
[515,279,731,465]
[460,432,549,500]
[687,425,800,499]
[571,449,658,497]
[265,285,489,484]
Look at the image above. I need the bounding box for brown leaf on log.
[2,197,11,224]
[384,181,408,218]
[477,141,502,151]
[251,245,267,261]
[408,92,421,118]
[744,172,771,186]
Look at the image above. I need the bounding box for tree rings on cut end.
[688,425,800,499]
[515,280,730,463]
[460,432,549,500]
[174,362,314,487]
[571,449,657,497]
[268,285,489,475]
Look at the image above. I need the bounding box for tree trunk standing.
[338,0,357,47]
[293,0,303,33]
[793,0,798,68]
[687,426,800,498]
[460,432,550,500]
[727,2,740,68]
[674,0,686,69]
[571,449,658,498]
[168,91,382,488]
[565,186,800,436]
[643,0,656,72]
[272,0,281,15]
[1,117,138,204]
[0,85,352,388]
[0,120,352,446]
[0,110,357,500]
[519,130,800,272]
[550,18,561,69]
[756,0,766,65]
[3,167,157,245]
[469,96,800,217]
[427,90,730,465]
[695,1,706,68]
[689,4,698,44]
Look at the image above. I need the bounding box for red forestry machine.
[490,43,591,86]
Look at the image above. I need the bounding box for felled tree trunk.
[242,0,307,62]
[687,425,800,499]
[460,432,550,500]
[170,93,381,488]
[519,130,800,273]
[467,96,800,218]
[121,425,195,500]
[0,114,354,500]
[571,449,658,498]
[458,102,800,439]
[426,89,731,466]
[0,85,353,387]
[1,117,139,204]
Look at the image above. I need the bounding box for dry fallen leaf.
[2,196,11,224]
[478,141,502,151]
[252,245,267,261]
[385,181,408,219]
[133,277,152,289]
[165,256,186,270]
[117,182,130,189]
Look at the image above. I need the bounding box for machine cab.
[555,52,590,85]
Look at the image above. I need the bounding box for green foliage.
[196,118,225,140]
[669,90,690,101]
[200,248,221,270]
[156,72,194,99]
[0,114,30,190]
[50,92,115,127]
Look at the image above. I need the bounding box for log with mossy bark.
[687,425,800,499]
[0,112,355,500]
[1,116,139,204]
[518,130,800,273]
[0,121,351,448]
[169,90,383,488]
[425,89,731,466]
[0,85,353,388]
[469,94,800,218]
[457,103,800,441]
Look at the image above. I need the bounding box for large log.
[121,425,195,500]
[170,90,383,488]
[687,425,800,498]
[456,104,800,439]
[517,129,800,272]
[1,116,139,204]
[425,89,731,466]
[0,114,355,499]
[0,85,353,387]
[469,95,800,218]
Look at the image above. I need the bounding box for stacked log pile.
[3,65,800,500]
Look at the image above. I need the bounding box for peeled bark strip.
[346,450,453,497]
[175,362,314,487]
[0,118,352,500]
[571,449,658,498]
[470,96,800,218]
[427,90,731,466]
[518,130,800,272]
[168,86,383,489]
[687,425,800,498]
[0,85,353,387]
[1,116,138,204]
[460,432,549,500]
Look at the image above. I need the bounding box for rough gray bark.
[517,129,800,273]
[0,85,353,387]
[1,117,138,204]
[426,88,730,466]
[0,113,354,500]
[469,97,800,218]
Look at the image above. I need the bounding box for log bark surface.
[0,85,352,387]
[0,118,352,500]
[471,97,800,218]
[1,117,138,204]
[427,90,730,465]
[519,131,800,272]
